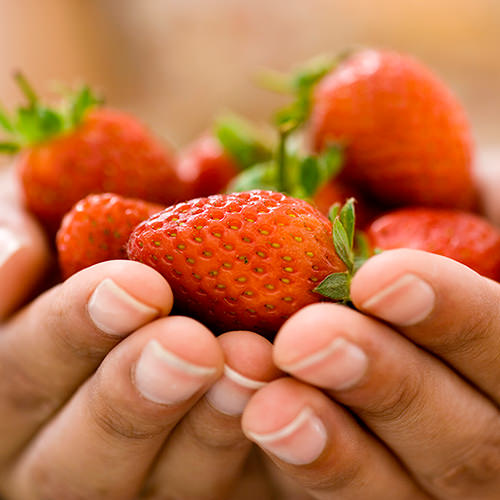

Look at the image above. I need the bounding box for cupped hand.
[0,257,285,499]
[243,249,500,499]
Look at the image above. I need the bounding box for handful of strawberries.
[2,49,499,340]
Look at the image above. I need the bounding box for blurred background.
[0,0,498,150]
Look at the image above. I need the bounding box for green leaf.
[317,144,343,181]
[291,53,337,92]
[0,142,20,153]
[313,271,351,301]
[354,231,371,260]
[14,72,38,107]
[68,86,101,127]
[339,198,356,249]
[299,156,321,197]
[227,161,278,193]
[332,217,353,272]
[215,114,271,169]
[328,203,341,224]
[0,105,13,133]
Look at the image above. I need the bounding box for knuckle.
[360,371,423,423]
[18,460,97,500]
[425,416,500,496]
[182,407,248,451]
[88,377,167,441]
[48,296,112,362]
[0,352,59,419]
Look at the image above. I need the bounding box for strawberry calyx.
[227,133,343,200]
[227,54,345,200]
[213,113,273,169]
[314,198,372,302]
[0,73,101,153]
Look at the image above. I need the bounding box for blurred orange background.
[0,0,498,150]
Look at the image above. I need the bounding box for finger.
[141,330,282,499]
[242,378,428,500]
[0,203,50,319]
[475,147,500,225]
[351,248,500,404]
[3,316,223,500]
[274,303,500,499]
[0,260,172,466]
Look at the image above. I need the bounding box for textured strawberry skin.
[367,207,500,280]
[176,135,239,199]
[18,108,182,232]
[311,50,476,210]
[127,190,345,338]
[57,193,164,279]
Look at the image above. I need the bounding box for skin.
[1,167,500,498]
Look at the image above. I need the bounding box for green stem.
[277,129,289,193]
[14,72,38,107]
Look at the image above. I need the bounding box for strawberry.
[366,207,500,280]
[310,49,476,210]
[312,179,379,229]
[0,75,182,232]
[176,135,239,199]
[57,193,164,279]
[127,190,350,338]
[176,115,272,199]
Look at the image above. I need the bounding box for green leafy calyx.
[214,114,272,169]
[314,198,371,302]
[0,73,101,153]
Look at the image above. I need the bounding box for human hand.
[242,249,500,499]
[0,255,287,499]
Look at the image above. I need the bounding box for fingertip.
[204,331,282,417]
[0,208,51,318]
[68,259,174,317]
[273,303,349,369]
[218,331,282,382]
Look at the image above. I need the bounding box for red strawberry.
[313,179,378,229]
[176,135,239,199]
[366,207,500,280]
[57,193,164,279]
[310,49,476,210]
[127,190,347,338]
[0,77,183,232]
[176,116,272,199]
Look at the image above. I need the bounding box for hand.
[0,168,288,499]
[242,249,500,499]
[0,256,286,499]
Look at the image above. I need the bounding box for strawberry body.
[127,190,345,338]
[310,50,476,209]
[367,207,500,280]
[176,135,239,199]
[313,180,378,229]
[57,193,164,279]
[19,108,182,232]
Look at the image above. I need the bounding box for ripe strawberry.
[366,207,500,280]
[313,179,378,228]
[127,190,348,338]
[176,135,239,199]
[176,116,272,199]
[0,76,182,232]
[57,193,164,279]
[310,49,476,210]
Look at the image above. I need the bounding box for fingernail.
[281,337,368,390]
[0,227,23,267]
[88,278,159,336]
[361,273,435,326]
[135,339,217,405]
[247,407,327,465]
[205,365,267,416]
